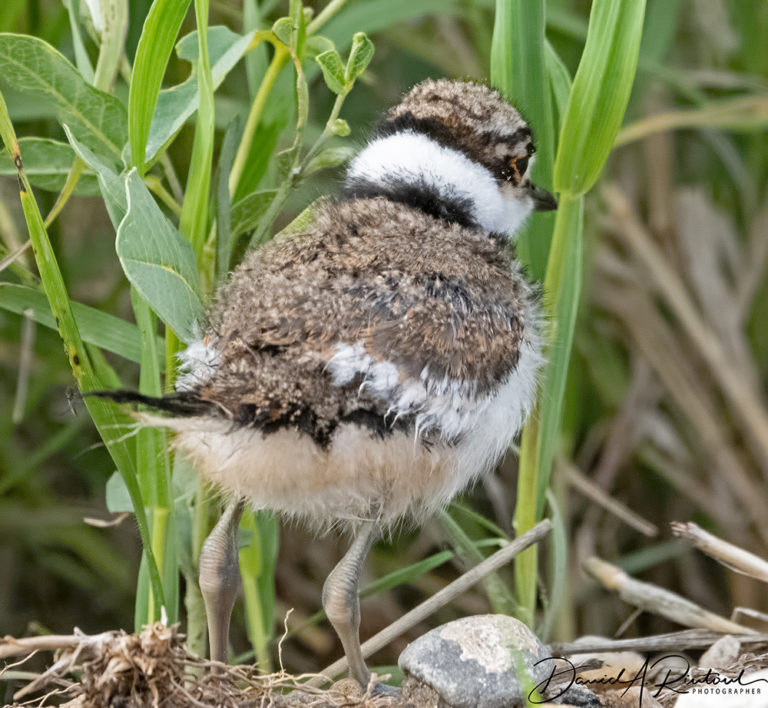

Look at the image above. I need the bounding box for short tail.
[87,390,215,417]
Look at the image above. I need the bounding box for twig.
[671,521,768,584]
[0,634,84,660]
[549,629,768,656]
[559,458,658,537]
[311,519,552,684]
[585,556,755,635]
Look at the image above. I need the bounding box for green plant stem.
[306,0,350,34]
[148,507,170,622]
[44,158,85,227]
[514,192,583,625]
[146,175,183,217]
[229,46,289,196]
[301,91,347,166]
[165,328,181,392]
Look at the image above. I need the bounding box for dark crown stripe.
[377,113,473,163]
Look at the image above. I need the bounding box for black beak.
[527,182,558,211]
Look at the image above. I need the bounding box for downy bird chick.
[100,78,557,687]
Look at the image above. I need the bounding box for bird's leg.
[199,498,246,664]
[322,520,377,688]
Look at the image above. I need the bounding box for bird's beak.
[527,182,558,211]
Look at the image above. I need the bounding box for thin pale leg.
[199,498,246,664]
[322,520,377,688]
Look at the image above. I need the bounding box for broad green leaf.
[331,118,350,136]
[305,34,334,58]
[554,0,647,195]
[145,27,255,162]
[0,138,99,195]
[106,470,133,513]
[117,169,204,342]
[0,33,127,162]
[315,48,347,95]
[0,282,160,366]
[271,17,293,46]
[129,0,192,173]
[344,32,374,84]
[231,189,278,238]
[303,145,356,175]
[65,125,127,228]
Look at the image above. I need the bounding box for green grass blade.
[178,0,215,262]
[440,510,516,615]
[91,0,128,93]
[0,86,167,614]
[63,0,94,82]
[545,41,572,119]
[0,283,163,365]
[239,510,279,672]
[554,0,647,196]
[129,0,192,174]
[132,286,175,623]
[514,194,583,625]
[537,488,568,641]
[215,117,240,280]
[146,27,255,163]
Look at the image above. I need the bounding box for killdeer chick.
[103,78,556,685]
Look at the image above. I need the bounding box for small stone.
[398,614,599,708]
[699,635,741,669]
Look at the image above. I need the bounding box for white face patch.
[347,132,533,239]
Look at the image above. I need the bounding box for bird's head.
[345,78,557,240]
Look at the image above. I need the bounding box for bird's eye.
[511,156,529,179]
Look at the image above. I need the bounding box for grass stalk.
[0,87,167,613]
[229,45,289,196]
[506,0,646,626]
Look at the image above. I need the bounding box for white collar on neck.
[345,131,531,237]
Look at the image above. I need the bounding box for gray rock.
[398,614,600,708]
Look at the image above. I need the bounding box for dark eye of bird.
[513,155,529,177]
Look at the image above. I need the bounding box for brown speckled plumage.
[198,196,530,443]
